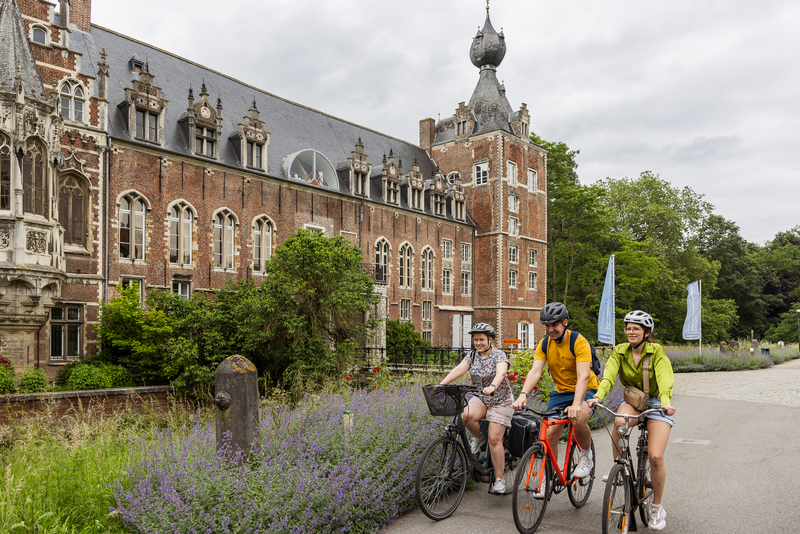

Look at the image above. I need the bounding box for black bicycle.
[594,402,665,533]
[415,384,533,520]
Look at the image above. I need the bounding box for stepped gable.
[0,0,47,99]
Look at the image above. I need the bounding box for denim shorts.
[546,389,598,412]
[641,396,674,427]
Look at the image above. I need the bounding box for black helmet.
[624,310,655,331]
[540,302,569,324]
[468,322,496,338]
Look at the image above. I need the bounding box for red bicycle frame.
[523,415,583,491]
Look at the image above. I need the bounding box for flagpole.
[611,255,616,347]
[699,279,702,356]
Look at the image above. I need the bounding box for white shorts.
[467,395,514,427]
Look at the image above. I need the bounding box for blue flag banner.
[682,281,701,340]
[597,255,615,344]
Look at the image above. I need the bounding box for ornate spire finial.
[188,86,193,98]
[357,136,362,145]
[217,96,222,107]
[389,148,393,157]
[201,80,207,93]
[487,0,490,10]
[252,98,257,110]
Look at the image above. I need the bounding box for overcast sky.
[92,0,799,245]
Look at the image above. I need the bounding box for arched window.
[23,140,46,216]
[421,247,434,291]
[32,26,47,45]
[60,80,85,123]
[374,238,389,284]
[119,193,146,260]
[168,202,193,266]
[399,243,413,288]
[214,210,236,269]
[253,216,274,273]
[0,135,10,210]
[58,176,86,246]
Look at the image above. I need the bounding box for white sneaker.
[648,504,666,531]
[602,472,625,485]
[470,434,487,455]
[491,477,506,494]
[572,450,593,479]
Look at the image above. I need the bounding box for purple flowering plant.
[112,384,441,533]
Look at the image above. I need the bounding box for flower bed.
[113,385,440,534]
[666,347,800,373]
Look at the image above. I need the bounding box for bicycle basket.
[422,384,471,416]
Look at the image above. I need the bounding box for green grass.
[0,401,197,534]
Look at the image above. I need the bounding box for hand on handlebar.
[586,397,600,409]
[663,405,676,416]
[512,394,528,410]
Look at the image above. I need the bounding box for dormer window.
[433,193,446,216]
[387,180,399,204]
[60,81,85,123]
[136,109,158,142]
[457,120,468,136]
[454,198,465,221]
[196,127,216,157]
[411,186,423,210]
[448,172,459,184]
[246,141,262,169]
[32,26,47,45]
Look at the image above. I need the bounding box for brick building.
[0,0,547,378]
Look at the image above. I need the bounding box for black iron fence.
[356,346,521,371]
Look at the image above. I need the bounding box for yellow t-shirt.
[534,330,600,393]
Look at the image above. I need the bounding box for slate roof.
[0,0,46,100]
[66,24,472,224]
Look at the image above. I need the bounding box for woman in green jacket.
[587,310,676,531]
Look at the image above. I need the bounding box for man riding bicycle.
[512,302,598,480]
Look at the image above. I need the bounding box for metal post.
[796,310,800,350]
[215,354,259,459]
[698,280,703,356]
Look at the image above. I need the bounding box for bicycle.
[594,402,665,533]
[415,384,525,520]
[511,406,596,534]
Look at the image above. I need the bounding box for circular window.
[283,149,339,189]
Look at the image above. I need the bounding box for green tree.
[697,215,780,338]
[261,229,379,379]
[386,320,430,347]
[764,303,800,343]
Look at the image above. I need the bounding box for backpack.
[541,331,601,378]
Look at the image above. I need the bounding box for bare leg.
[462,402,487,439]
[571,400,593,451]
[610,402,640,461]
[487,421,506,479]
[646,418,672,505]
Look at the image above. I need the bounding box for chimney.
[419,117,435,152]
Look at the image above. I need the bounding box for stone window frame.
[117,190,151,262]
[528,271,538,291]
[195,125,217,158]
[442,239,453,260]
[22,139,48,217]
[166,200,197,267]
[528,248,538,267]
[212,208,238,271]
[509,192,519,213]
[509,269,518,289]
[447,172,460,185]
[59,79,86,124]
[120,277,145,305]
[246,140,264,170]
[374,237,391,284]
[509,244,518,264]
[31,25,48,46]
[528,169,537,193]
[509,216,519,237]
[462,243,471,263]
[252,214,276,274]
[50,303,84,362]
[474,161,489,186]
[135,108,159,143]
[421,246,435,291]
[386,178,400,205]
[422,300,433,321]
[172,280,191,300]
[58,173,91,250]
[398,242,414,289]
[400,298,411,321]
[0,134,11,211]
[507,161,517,186]
[453,198,465,221]
[442,268,452,295]
[461,271,470,296]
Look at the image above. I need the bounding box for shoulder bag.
[623,352,650,411]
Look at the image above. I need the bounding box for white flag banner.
[682,281,701,340]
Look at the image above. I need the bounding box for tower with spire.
[420,3,546,345]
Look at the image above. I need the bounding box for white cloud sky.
[92,0,800,244]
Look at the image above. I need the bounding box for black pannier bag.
[509,412,540,458]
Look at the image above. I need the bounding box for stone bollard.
[719,341,728,353]
[215,354,259,458]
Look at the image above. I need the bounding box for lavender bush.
[112,385,440,533]
[666,346,800,373]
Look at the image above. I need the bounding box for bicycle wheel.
[602,463,630,534]
[415,436,469,520]
[637,452,654,525]
[567,439,595,508]
[512,446,551,534]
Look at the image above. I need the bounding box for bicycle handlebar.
[516,405,568,419]
[594,402,666,419]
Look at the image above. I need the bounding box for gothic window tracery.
[374,238,389,284]
[0,135,10,210]
[168,202,194,266]
[119,193,147,260]
[23,140,46,216]
[213,210,237,269]
[253,216,274,273]
[60,80,85,123]
[58,175,86,246]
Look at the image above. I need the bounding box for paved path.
[386,360,800,533]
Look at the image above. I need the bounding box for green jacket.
[595,342,674,407]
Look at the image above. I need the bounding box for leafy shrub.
[113,385,440,533]
[0,365,15,394]
[101,364,134,388]
[65,364,111,391]
[386,319,430,348]
[17,368,48,393]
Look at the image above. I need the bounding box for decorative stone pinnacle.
[217,96,222,107]
[188,86,193,98]
[201,80,207,93]
[252,98,257,110]
[389,148,393,157]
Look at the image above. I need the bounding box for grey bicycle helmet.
[540,302,569,324]
[624,310,655,331]
[468,322,496,338]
